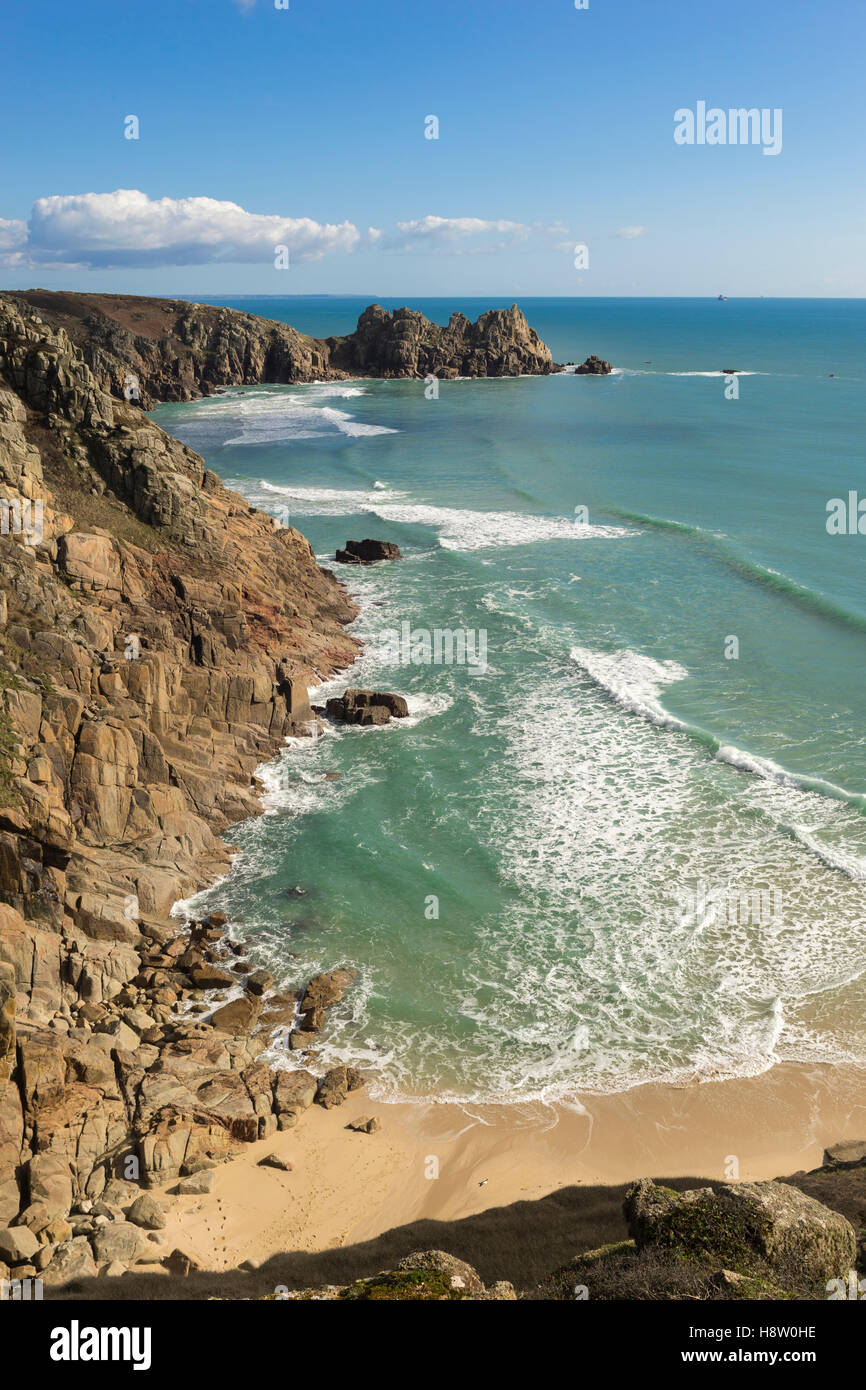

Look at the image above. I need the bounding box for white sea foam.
[252,482,634,550]
[715,744,802,784]
[570,645,690,729]
[788,824,866,880]
[187,387,396,445]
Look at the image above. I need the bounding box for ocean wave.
[785,824,866,880]
[608,508,866,636]
[570,645,691,730]
[225,404,397,445]
[251,482,635,549]
[570,644,866,818]
[184,386,396,445]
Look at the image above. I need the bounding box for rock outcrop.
[623,1176,857,1286]
[3,292,554,408]
[323,689,409,726]
[0,292,367,1275]
[275,1249,515,1301]
[334,539,401,566]
[574,355,612,375]
[327,303,554,380]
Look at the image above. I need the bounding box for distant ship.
[717,294,728,301]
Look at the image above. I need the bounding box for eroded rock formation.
[0,293,366,1278]
[3,291,555,408]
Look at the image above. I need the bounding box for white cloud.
[385,215,568,255]
[0,192,570,269]
[395,216,531,242]
[613,225,648,239]
[2,189,362,269]
[0,219,27,251]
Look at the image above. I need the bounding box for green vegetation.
[340,1269,471,1301]
[0,663,22,808]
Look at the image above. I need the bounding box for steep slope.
[0,294,360,1241]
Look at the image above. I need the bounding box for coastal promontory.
[3,291,555,408]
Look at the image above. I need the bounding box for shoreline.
[160,605,866,1275]
[146,1060,866,1281]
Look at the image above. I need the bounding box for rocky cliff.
[327,302,554,380]
[0,292,365,1269]
[4,291,554,409]
[0,290,556,1287]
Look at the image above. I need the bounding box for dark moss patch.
[339,1269,470,1301]
[647,1189,770,1270]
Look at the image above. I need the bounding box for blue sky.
[1,0,863,296]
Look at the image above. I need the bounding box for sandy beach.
[145,1062,866,1280]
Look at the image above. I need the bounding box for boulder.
[272,1068,317,1121]
[26,1153,73,1219]
[335,539,402,565]
[342,1249,486,1300]
[316,1065,365,1110]
[101,1178,142,1208]
[91,1221,145,1266]
[210,995,261,1034]
[0,1224,40,1265]
[163,1248,200,1277]
[624,1177,857,1284]
[821,1139,866,1170]
[324,689,408,726]
[187,963,237,991]
[348,1115,380,1134]
[176,1171,214,1196]
[301,968,357,1014]
[126,1193,166,1230]
[42,1236,98,1286]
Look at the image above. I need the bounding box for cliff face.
[0,295,360,1243]
[4,291,554,408]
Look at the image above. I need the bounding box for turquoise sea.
[154,297,866,1105]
